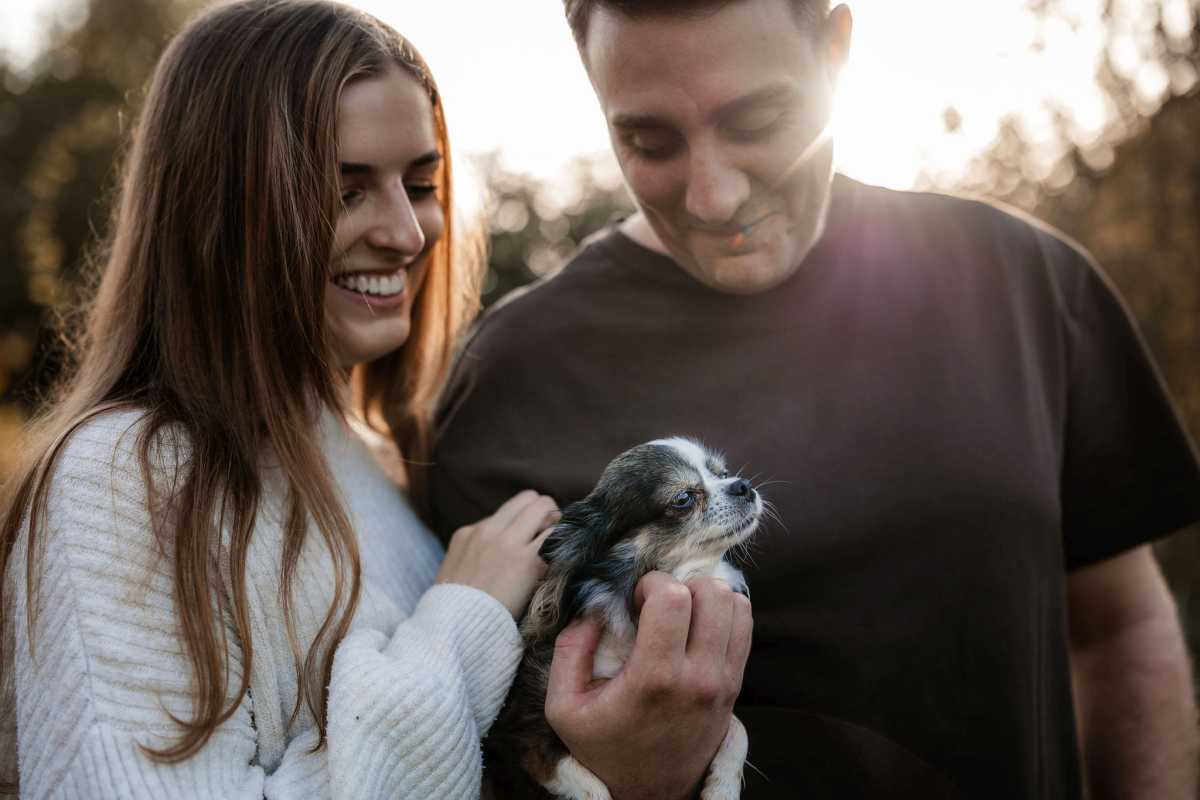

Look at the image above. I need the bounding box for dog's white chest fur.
[591,558,746,680]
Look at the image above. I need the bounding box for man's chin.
[675,245,799,295]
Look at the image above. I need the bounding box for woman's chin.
[328,321,411,370]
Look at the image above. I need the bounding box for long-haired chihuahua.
[487,437,762,800]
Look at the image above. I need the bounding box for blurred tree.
[0,0,202,409]
[473,151,633,308]
[946,0,1199,207]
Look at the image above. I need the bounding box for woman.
[0,1,555,796]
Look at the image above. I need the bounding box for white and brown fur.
[486,437,761,800]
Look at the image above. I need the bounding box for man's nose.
[366,184,426,257]
[684,146,751,226]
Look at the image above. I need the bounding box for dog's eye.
[670,490,697,510]
[716,469,730,479]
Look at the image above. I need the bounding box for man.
[431,1,1200,797]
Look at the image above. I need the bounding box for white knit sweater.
[0,409,523,798]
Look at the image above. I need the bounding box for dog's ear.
[538,495,608,568]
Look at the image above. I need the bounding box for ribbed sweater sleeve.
[4,413,522,799]
[326,585,522,798]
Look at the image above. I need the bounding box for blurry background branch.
[0,0,1197,734]
[0,0,201,459]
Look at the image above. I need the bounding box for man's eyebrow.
[339,150,442,175]
[611,83,800,130]
[717,83,801,119]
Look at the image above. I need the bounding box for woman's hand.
[436,490,559,618]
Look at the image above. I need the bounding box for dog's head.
[527,437,762,635]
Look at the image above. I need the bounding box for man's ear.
[823,4,853,79]
[538,496,608,567]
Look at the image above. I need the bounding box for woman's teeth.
[333,271,406,296]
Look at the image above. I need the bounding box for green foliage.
[473,152,632,308]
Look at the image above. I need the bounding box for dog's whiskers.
[744,758,770,781]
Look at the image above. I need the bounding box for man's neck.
[619,213,669,255]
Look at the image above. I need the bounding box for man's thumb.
[546,615,603,701]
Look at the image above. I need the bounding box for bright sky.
[1,0,1184,190]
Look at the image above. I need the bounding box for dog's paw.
[699,714,747,800]
[544,756,612,800]
[699,773,743,800]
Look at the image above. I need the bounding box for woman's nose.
[366,187,425,257]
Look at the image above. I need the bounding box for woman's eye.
[340,189,364,208]
[670,490,697,510]
[407,183,437,199]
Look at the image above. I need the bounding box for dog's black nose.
[727,479,755,500]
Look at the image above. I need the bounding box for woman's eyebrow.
[339,150,441,175]
[340,162,374,176]
[410,150,442,169]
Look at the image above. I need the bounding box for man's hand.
[544,571,753,800]
[1068,545,1198,799]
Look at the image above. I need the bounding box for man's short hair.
[563,0,832,51]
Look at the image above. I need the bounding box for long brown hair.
[0,0,477,771]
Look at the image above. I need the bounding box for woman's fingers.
[496,494,559,544]
[533,524,555,552]
[484,489,541,530]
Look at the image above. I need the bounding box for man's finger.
[633,570,676,612]
[547,615,605,702]
[685,578,735,659]
[726,593,754,680]
[627,574,692,675]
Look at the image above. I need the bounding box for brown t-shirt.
[430,176,1200,799]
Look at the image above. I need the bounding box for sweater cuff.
[388,583,523,735]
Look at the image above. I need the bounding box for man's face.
[584,0,847,294]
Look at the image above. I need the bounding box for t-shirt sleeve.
[1057,244,1200,569]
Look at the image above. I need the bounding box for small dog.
[487,437,762,800]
